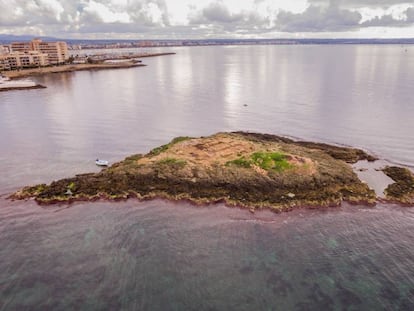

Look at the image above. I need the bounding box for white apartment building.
[11,39,69,64]
[0,51,49,71]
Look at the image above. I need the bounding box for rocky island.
[11,132,414,211]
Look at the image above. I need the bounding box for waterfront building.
[0,51,49,70]
[11,39,68,64]
[0,58,10,71]
[0,45,11,55]
[10,42,31,52]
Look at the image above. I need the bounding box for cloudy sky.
[1,0,413,39]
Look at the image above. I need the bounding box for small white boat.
[95,159,109,166]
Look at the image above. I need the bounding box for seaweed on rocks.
[382,166,414,205]
[10,132,380,211]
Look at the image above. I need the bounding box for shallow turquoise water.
[0,200,413,310]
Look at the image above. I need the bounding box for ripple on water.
[1,45,414,310]
[1,199,413,309]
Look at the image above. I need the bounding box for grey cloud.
[67,22,152,34]
[361,6,414,26]
[68,0,170,34]
[0,0,65,26]
[309,0,413,8]
[188,1,272,35]
[1,0,413,39]
[190,2,244,24]
[275,1,414,32]
[406,7,414,22]
[275,4,362,32]
[0,0,171,35]
[362,14,405,26]
[78,0,169,26]
[61,23,231,39]
[202,2,243,23]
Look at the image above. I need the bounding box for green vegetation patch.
[67,182,76,191]
[226,151,292,172]
[24,184,47,196]
[226,157,252,168]
[251,152,292,171]
[149,136,192,156]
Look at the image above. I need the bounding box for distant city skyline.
[1,0,413,39]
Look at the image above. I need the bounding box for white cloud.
[139,3,165,25]
[0,0,413,39]
[0,0,64,26]
[82,0,131,23]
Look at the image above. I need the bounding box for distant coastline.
[66,38,414,50]
[1,35,414,48]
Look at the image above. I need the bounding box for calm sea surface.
[1,45,414,310]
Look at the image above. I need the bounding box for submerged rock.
[11,132,387,211]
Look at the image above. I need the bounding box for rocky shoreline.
[10,132,414,211]
[2,62,146,79]
[381,166,414,205]
[2,52,176,79]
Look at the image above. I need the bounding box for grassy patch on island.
[226,151,292,172]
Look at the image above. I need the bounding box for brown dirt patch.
[139,133,316,175]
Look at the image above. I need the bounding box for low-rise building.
[0,51,49,70]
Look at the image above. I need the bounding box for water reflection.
[1,45,414,310]
[0,45,414,193]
